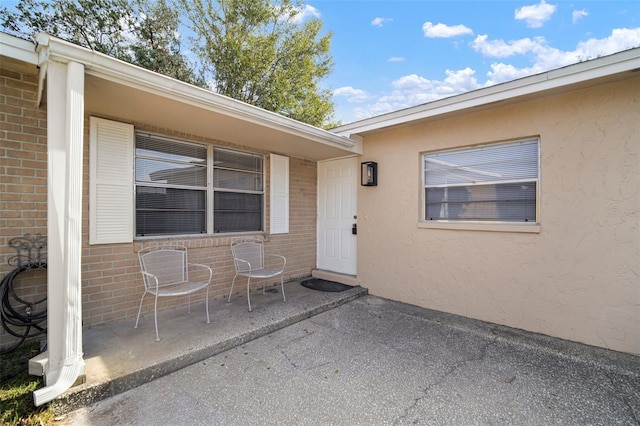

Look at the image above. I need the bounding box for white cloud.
[441,68,481,93]
[471,34,549,58]
[347,68,481,120]
[289,5,321,24]
[352,105,385,121]
[333,86,371,103]
[423,22,473,38]
[391,74,433,92]
[474,28,640,65]
[485,63,540,85]
[572,9,588,24]
[574,28,640,58]
[388,56,406,62]
[371,17,393,27]
[514,0,557,28]
[337,26,640,124]
[480,27,640,85]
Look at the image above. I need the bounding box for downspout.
[33,55,85,406]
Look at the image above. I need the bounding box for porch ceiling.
[84,74,356,161]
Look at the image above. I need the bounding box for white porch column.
[33,59,86,406]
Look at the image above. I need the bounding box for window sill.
[132,232,269,249]
[418,221,541,233]
[134,231,266,240]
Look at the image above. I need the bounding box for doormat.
[300,278,352,292]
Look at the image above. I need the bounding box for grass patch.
[0,341,56,426]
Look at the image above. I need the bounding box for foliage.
[1,0,135,57]
[1,0,339,127]
[179,0,336,127]
[0,0,202,86]
[129,0,205,85]
[0,341,55,426]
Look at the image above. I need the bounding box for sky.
[295,0,640,124]
[2,0,638,126]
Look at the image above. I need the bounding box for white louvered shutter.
[270,154,289,234]
[89,117,134,244]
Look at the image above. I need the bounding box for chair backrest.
[138,247,188,288]
[231,240,264,273]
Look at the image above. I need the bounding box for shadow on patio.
[50,280,367,413]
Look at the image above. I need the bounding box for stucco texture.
[356,77,640,355]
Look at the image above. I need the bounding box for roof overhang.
[332,48,640,137]
[0,32,39,73]
[30,33,360,161]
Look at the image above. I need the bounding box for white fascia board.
[35,33,357,151]
[0,33,38,64]
[333,48,640,137]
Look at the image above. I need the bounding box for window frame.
[133,131,266,238]
[419,138,541,233]
[135,132,209,237]
[212,147,265,234]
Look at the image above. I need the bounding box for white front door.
[317,157,357,275]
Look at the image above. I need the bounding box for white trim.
[317,153,360,163]
[418,221,541,234]
[0,33,38,64]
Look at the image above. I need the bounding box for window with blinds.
[134,136,266,236]
[213,148,264,233]
[135,133,208,236]
[423,139,539,222]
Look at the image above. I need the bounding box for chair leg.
[228,274,238,303]
[187,294,191,313]
[280,275,286,302]
[134,290,147,329]
[154,293,160,342]
[205,287,211,324]
[247,276,252,312]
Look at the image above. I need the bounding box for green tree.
[1,0,202,85]
[179,0,336,127]
[129,0,205,85]
[1,0,135,57]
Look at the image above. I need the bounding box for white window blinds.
[213,148,264,233]
[424,139,539,222]
[135,133,208,236]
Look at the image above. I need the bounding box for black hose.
[0,262,47,354]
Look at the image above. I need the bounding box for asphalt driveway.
[61,295,640,425]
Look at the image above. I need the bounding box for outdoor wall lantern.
[361,161,377,186]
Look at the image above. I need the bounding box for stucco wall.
[1,62,318,348]
[356,77,640,355]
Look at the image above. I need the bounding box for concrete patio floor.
[50,279,368,414]
[54,280,640,425]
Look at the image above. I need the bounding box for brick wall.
[1,65,319,349]
[79,124,319,327]
[0,66,49,349]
